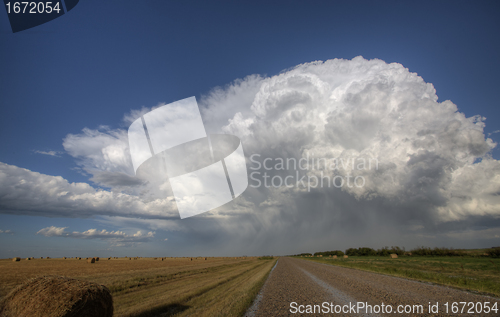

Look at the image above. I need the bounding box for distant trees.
[295,253,313,257]
[488,247,500,258]
[304,246,500,258]
[314,250,344,257]
[345,246,405,256]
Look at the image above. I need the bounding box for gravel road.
[248,257,500,316]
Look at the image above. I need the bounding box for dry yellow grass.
[0,276,113,317]
[0,257,276,316]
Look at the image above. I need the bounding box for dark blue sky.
[1,0,500,257]
[2,1,500,181]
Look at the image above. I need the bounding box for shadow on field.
[133,303,190,317]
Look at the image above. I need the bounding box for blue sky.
[1,1,500,258]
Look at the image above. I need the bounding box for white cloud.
[63,126,133,175]
[2,56,500,252]
[37,226,155,247]
[0,229,13,234]
[0,162,178,218]
[33,150,62,157]
[207,56,500,222]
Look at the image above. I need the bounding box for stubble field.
[0,256,277,317]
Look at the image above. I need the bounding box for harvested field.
[0,276,113,317]
[0,257,276,316]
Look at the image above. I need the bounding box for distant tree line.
[345,246,405,256]
[295,246,500,258]
[313,250,344,257]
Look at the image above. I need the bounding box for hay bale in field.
[12,257,20,262]
[332,255,337,259]
[390,253,398,259]
[190,258,193,261]
[63,257,67,259]
[107,257,111,260]
[343,255,348,259]
[87,258,95,264]
[95,257,99,262]
[46,257,50,259]
[0,276,113,317]
[204,257,207,260]
[25,258,30,261]
[40,257,43,259]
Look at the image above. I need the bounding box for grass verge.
[296,256,500,297]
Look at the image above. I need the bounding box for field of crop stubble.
[0,256,277,316]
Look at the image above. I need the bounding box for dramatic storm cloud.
[2,57,499,253]
[209,57,500,223]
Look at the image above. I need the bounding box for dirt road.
[247,257,500,316]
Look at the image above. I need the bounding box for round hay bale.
[0,276,113,317]
[87,258,95,264]
[63,257,67,259]
[12,257,20,262]
[25,258,30,261]
[95,257,99,262]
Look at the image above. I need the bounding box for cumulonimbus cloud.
[1,57,500,250]
[203,56,500,223]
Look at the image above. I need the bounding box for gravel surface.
[251,257,500,316]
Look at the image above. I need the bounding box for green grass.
[258,256,275,260]
[296,255,500,297]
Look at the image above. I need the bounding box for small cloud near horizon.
[33,150,62,157]
[37,226,155,247]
